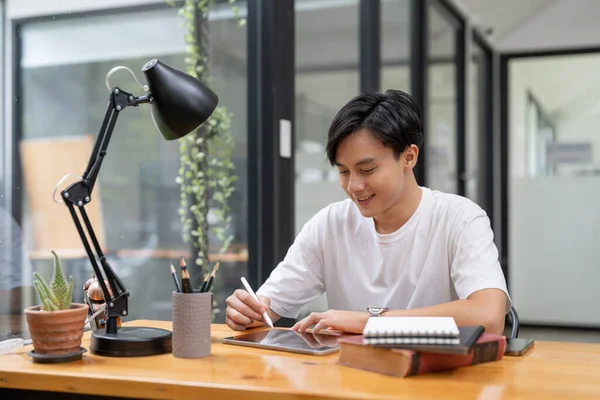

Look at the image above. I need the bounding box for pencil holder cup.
[172,290,212,359]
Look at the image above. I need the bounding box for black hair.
[326,89,423,165]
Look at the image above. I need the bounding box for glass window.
[0,0,21,339]
[525,92,555,177]
[0,0,4,194]
[508,53,600,328]
[5,4,247,341]
[294,0,360,316]
[381,0,411,93]
[294,0,359,233]
[0,0,5,202]
[466,40,483,202]
[426,3,458,193]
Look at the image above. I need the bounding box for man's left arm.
[379,289,506,333]
[293,206,510,335]
[292,289,506,334]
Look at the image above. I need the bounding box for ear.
[404,145,419,170]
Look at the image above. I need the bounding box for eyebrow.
[335,157,377,168]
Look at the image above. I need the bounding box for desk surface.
[2,320,600,400]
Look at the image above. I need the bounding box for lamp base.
[90,326,172,357]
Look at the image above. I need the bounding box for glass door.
[507,52,600,327]
[426,1,462,194]
[294,0,360,234]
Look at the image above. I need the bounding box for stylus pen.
[240,277,274,328]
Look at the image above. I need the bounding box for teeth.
[357,195,373,201]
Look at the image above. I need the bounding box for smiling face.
[335,129,417,218]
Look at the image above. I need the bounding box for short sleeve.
[450,206,511,313]
[256,214,325,319]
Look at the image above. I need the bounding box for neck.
[373,174,422,234]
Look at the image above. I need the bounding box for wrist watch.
[366,306,388,317]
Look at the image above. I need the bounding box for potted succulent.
[25,250,88,356]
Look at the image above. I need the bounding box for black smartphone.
[505,338,534,356]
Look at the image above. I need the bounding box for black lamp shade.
[142,59,219,140]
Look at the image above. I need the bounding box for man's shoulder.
[308,199,362,228]
[294,199,363,247]
[306,199,364,230]
[426,188,487,223]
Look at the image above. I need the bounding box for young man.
[225,90,510,335]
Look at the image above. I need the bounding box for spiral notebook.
[362,317,460,345]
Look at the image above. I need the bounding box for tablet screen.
[222,329,342,355]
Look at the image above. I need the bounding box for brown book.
[337,333,506,378]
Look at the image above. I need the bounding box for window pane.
[0,0,4,189]
[381,0,411,93]
[294,0,360,316]
[295,0,359,233]
[426,4,458,193]
[5,4,247,340]
[466,40,483,202]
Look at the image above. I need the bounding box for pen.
[170,263,182,293]
[240,277,273,328]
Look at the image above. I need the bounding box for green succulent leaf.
[64,276,74,310]
[34,272,59,308]
[32,251,73,311]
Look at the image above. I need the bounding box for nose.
[346,173,365,194]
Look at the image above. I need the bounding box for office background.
[1,0,599,340]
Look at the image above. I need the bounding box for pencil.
[204,260,221,293]
[170,263,182,293]
[199,271,211,293]
[180,256,191,293]
[181,268,191,293]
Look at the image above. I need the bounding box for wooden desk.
[2,320,600,400]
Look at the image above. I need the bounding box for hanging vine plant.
[167,0,244,286]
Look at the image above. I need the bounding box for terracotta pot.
[25,303,88,355]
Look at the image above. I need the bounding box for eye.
[361,168,376,174]
[338,170,350,176]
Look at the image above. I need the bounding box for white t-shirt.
[257,187,510,319]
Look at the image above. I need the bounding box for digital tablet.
[222,329,341,355]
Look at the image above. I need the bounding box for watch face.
[367,306,387,316]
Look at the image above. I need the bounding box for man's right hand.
[225,289,272,331]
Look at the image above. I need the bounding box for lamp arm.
[60,87,152,334]
[83,89,152,190]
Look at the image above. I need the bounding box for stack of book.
[337,316,506,378]
[362,316,461,345]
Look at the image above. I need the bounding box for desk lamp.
[60,59,218,356]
